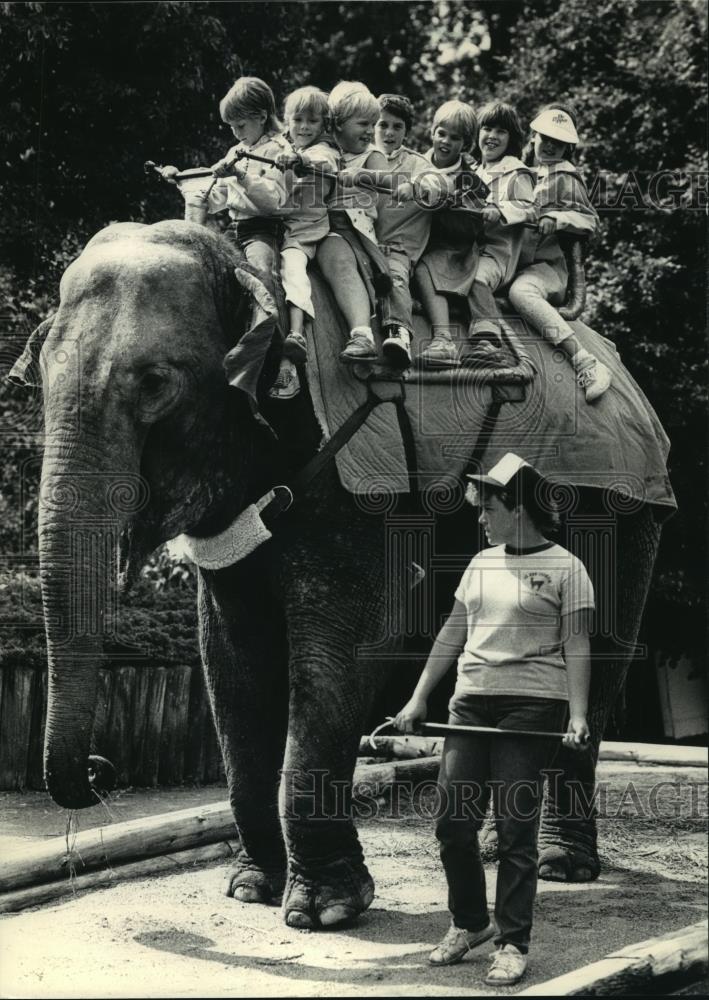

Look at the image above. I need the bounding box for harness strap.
[463,388,505,477]
[393,390,420,502]
[264,381,388,521]
[261,378,418,526]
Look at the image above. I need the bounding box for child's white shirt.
[208,133,290,220]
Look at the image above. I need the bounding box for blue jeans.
[379,246,414,334]
[435,694,568,953]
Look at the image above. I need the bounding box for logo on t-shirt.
[524,571,552,592]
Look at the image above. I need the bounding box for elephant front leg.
[198,564,289,905]
[280,721,375,929]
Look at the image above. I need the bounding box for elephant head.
[13,220,276,809]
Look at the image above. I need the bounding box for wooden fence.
[0,663,225,791]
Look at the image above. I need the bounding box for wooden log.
[358,735,444,759]
[158,665,191,785]
[358,734,708,769]
[0,756,435,895]
[0,840,239,914]
[0,800,238,894]
[352,756,441,797]
[26,667,47,790]
[518,919,708,996]
[0,667,36,789]
[597,741,707,768]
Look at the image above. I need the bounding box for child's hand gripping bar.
[144,160,219,207]
[230,151,405,196]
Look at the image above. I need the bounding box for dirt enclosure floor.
[0,760,707,998]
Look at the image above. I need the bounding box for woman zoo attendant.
[394,452,593,987]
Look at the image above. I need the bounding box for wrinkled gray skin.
[33,220,661,928]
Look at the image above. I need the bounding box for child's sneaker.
[269,360,301,400]
[283,331,307,364]
[575,356,612,402]
[382,326,412,367]
[462,338,509,367]
[418,330,459,369]
[340,329,378,364]
[484,944,527,985]
[428,922,496,966]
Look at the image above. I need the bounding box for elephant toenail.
[319,904,356,926]
[233,885,266,903]
[539,863,568,882]
[285,910,316,929]
[571,867,593,882]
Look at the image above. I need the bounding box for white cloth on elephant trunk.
[170,493,274,568]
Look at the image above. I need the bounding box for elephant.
[12,218,674,929]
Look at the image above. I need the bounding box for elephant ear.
[222,263,279,411]
[7,315,54,388]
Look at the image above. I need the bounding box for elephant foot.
[538,844,600,883]
[479,820,498,861]
[283,858,375,929]
[222,850,286,906]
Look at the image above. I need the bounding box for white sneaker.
[428,921,496,966]
[269,360,301,400]
[382,326,412,367]
[575,357,612,402]
[484,944,527,985]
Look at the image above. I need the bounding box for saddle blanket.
[305,275,676,517]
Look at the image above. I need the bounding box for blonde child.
[278,87,339,357]
[508,105,608,402]
[413,100,481,367]
[373,94,432,364]
[270,86,339,398]
[317,81,406,365]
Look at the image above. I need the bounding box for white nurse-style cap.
[530,108,579,145]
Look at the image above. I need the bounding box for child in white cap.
[508,105,610,402]
[393,452,593,986]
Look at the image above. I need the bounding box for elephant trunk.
[39,434,141,809]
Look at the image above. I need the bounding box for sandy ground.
[0,761,706,998]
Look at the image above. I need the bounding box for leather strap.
[261,378,415,524]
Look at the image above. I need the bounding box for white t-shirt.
[453,542,595,701]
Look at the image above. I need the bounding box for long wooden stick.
[369,717,569,749]
[421,721,569,739]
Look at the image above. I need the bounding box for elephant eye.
[140,370,167,395]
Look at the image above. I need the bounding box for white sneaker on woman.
[484,943,528,985]
[428,921,496,966]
